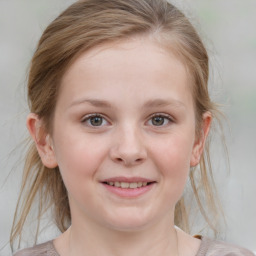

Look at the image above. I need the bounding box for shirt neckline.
[49,236,210,256]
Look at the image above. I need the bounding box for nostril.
[115,157,144,165]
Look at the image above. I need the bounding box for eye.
[82,114,109,127]
[147,114,173,127]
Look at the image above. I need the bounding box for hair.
[10,0,224,249]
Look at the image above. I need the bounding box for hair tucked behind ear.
[11,0,225,249]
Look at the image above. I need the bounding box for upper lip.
[101,176,156,183]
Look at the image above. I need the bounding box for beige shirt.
[14,236,254,256]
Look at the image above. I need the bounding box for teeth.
[129,182,137,189]
[120,182,129,188]
[114,181,120,187]
[106,181,150,188]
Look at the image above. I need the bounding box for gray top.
[14,236,254,256]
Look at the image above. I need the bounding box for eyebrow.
[143,99,186,109]
[69,98,112,108]
[68,98,185,109]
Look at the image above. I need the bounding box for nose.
[109,126,147,166]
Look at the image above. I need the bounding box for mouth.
[101,177,156,198]
[102,181,156,189]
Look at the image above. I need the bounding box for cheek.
[52,131,108,187]
[151,134,194,183]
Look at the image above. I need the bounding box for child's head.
[28,0,211,134]
[11,0,221,246]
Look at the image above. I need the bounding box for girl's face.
[39,38,210,231]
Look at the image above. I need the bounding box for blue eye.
[82,114,108,127]
[148,114,173,126]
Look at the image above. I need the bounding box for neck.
[58,215,179,256]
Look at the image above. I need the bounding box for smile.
[104,181,151,189]
[101,178,156,198]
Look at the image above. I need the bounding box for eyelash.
[81,113,174,127]
[81,113,109,127]
[147,113,174,127]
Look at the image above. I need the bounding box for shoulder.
[13,240,59,256]
[197,236,255,256]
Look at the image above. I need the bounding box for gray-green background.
[1,0,255,255]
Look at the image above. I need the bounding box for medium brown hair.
[11,0,224,248]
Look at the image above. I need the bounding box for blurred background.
[0,0,255,255]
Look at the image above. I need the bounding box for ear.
[26,113,58,168]
[190,112,212,167]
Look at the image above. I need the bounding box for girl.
[10,0,254,255]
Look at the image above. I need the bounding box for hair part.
[11,0,224,249]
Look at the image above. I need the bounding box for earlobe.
[190,112,212,167]
[26,113,58,168]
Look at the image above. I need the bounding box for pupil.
[90,116,102,126]
[152,116,164,126]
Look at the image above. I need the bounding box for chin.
[108,221,150,232]
[102,211,156,232]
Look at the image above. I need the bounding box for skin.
[27,38,211,256]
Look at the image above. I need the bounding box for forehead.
[62,37,189,75]
[58,38,193,109]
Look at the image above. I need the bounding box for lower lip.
[102,183,155,198]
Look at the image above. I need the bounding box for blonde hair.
[11,0,224,249]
